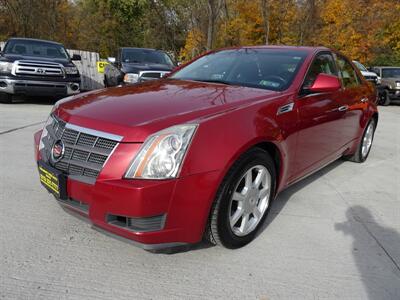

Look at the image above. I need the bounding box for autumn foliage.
[0,0,399,66]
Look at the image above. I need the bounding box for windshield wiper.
[191,79,232,85]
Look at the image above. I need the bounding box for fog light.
[70,83,79,91]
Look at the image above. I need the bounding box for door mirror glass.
[308,73,341,93]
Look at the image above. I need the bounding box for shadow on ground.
[336,206,400,300]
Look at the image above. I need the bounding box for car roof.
[216,45,331,54]
[374,66,400,69]
[121,47,162,52]
[6,37,63,46]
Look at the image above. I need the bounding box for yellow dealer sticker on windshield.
[97,61,109,74]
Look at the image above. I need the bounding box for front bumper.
[389,88,400,99]
[34,130,221,249]
[0,77,80,96]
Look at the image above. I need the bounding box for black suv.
[104,47,175,87]
[0,38,81,103]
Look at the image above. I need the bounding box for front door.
[292,52,346,180]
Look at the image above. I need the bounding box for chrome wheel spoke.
[254,169,266,188]
[253,207,262,220]
[232,192,246,203]
[239,213,249,233]
[230,208,244,227]
[245,171,253,189]
[259,187,269,200]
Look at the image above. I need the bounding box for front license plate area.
[38,161,67,200]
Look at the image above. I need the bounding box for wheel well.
[253,142,282,190]
[372,112,379,125]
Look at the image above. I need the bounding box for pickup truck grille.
[139,71,170,82]
[13,60,64,77]
[40,115,121,184]
[364,75,377,83]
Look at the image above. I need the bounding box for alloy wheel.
[229,165,271,237]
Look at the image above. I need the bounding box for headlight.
[39,116,54,151]
[124,73,139,84]
[125,124,198,179]
[0,61,13,73]
[377,77,381,85]
[396,81,400,87]
[64,66,78,75]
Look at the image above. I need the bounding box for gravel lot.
[0,99,399,299]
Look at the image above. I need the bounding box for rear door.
[335,55,366,144]
[292,52,345,179]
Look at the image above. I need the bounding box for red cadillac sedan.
[34,46,378,250]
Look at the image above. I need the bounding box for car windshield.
[4,39,69,59]
[353,61,368,72]
[170,48,308,91]
[122,49,174,66]
[382,68,400,78]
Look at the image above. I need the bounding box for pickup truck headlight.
[125,124,198,179]
[0,61,13,73]
[64,66,78,75]
[124,73,139,84]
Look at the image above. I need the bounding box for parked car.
[370,66,400,105]
[0,38,81,103]
[34,46,378,250]
[104,47,175,87]
[352,60,380,85]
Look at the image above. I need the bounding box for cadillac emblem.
[51,140,65,163]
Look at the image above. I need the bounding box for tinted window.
[337,56,360,88]
[303,53,338,88]
[4,40,69,59]
[122,49,173,66]
[382,68,400,78]
[171,49,308,91]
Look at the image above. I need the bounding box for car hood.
[55,79,279,142]
[1,54,73,66]
[360,71,378,77]
[121,62,173,74]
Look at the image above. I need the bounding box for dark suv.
[0,38,81,103]
[104,47,175,87]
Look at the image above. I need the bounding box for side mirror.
[107,57,116,64]
[71,54,81,61]
[308,73,341,93]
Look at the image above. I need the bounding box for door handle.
[360,97,368,103]
[338,105,349,112]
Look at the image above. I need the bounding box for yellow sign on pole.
[97,61,109,74]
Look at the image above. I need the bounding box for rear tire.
[345,118,376,163]
[206,148,276,249]
[0,93,13,104]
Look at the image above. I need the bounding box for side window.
[303,53,338,88]
[336,56,360,88]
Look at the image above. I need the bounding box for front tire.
[380,90,391,106]
[346,118,376,163]
[0,93,13,104]
[206,148,276,249]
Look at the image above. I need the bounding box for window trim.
[335,54,362,89]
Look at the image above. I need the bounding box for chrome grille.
[13,60,64,77]
[139,70,170,82]
[40,115,121,184]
